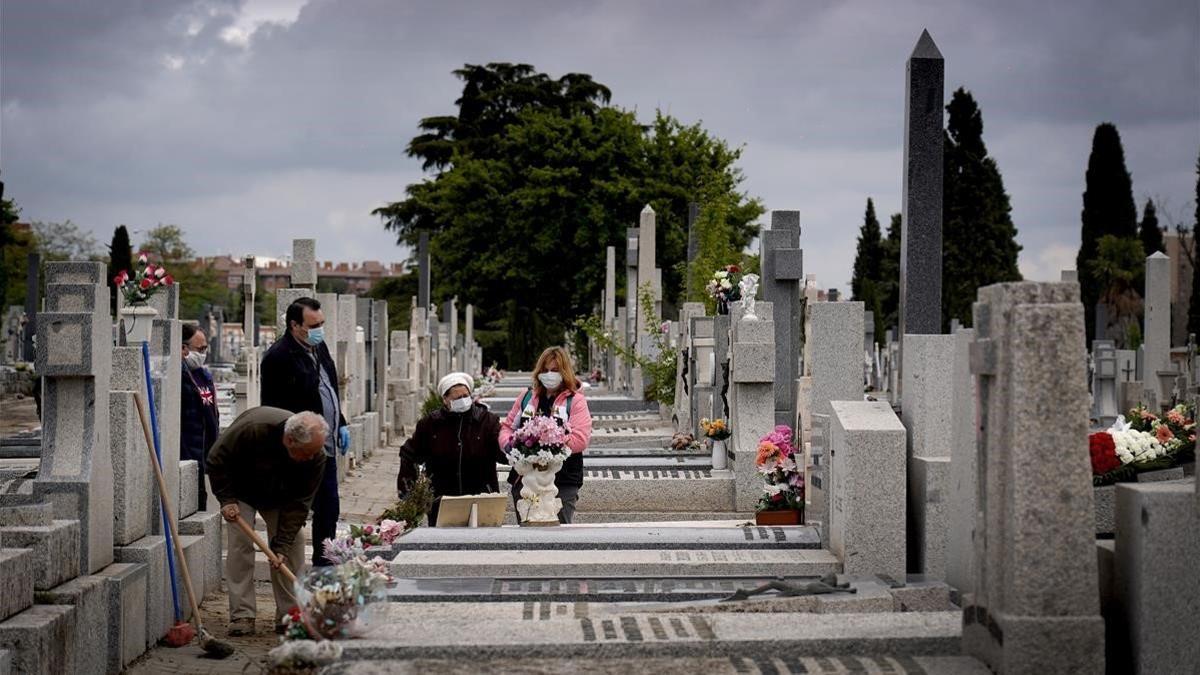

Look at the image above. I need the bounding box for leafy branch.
[576,283,678,405]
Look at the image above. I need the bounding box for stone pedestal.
[728,307,774,511]
[945,328,978,593]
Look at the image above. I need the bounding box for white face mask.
[449,397,473,414]
[538,372,563,390]
[184,350,207,371]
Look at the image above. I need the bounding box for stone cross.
[291,239,317,290]
[33,262,115,575]
[966,282,1103,671]
[417,231,431,311]
[759,210,803,425]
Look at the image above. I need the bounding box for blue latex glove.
[338,426,350,456]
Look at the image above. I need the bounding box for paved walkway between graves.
[0,395,38,436]
[127,442,406,674]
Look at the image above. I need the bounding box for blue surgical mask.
[305,326,325,346]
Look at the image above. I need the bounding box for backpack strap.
[514,388,534,431]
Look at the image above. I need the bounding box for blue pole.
[143,340,183,624]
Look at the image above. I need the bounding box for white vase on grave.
[514,457,564,526]
[711,439,728,470]
[120,305,158,344]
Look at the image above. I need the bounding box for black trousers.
[310,457,340,566]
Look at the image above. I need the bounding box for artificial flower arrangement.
[1088,403,1196,486]
[704,264,743,313]
[755,425,805,523]
[473,368,502,401]
[505,415,570,470]
[700,418,732,441]
[113,252,175,305]
[281,518,407,641]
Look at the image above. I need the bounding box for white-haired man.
[207,406,328,636]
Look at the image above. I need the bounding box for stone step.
[0,502,52,527]
[583,455,712,469]
[389,548,842,578]
[585,447,708,458]
[333,606,961,661]
[0,603,75,675]
[485,397,659,415]
[393,526,822,551]
[0,520,81,591]
[0,548,34,622]
[322,654,989,674]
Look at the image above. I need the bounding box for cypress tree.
[879,213,902,332]
[851,198,884,302]
[1078,123,1138,341]
[1138,199,1163,256]
[107,225,133,313]
[941,88,1022,329]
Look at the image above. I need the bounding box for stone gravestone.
[712,314,730,420]
[625,226,641,398]
[373,299,388,437]
[689,316,716,437]
[807,303,864,421]
[901,332,955,577]
[898,30,945,400]
[1144,252,1174,405]
[22,252,39,361]
[759,210,804,426]
[828,400,906,582]
[604,246,616,386]
[1090,340,1119,427]
[965,282,1104,672]
[945,328,977,593]
[417,232,430,310]
[291,238,318,289]
[33,262,114,574]
[673,302,705,433]
[728,302,774,511]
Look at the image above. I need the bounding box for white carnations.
[1109,428,1164,465]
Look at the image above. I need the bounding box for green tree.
[1138,199,1164,256]
[941,88,1022,329]
[30,220,100,261]
[1078,123,1138,341]
[1087,235,1144,347]
[374,63,761,367]
[878,213,902,333]
[851,198,884,302]
[0,176,19,307]
[107,225,133,313]
[137,225,229,321]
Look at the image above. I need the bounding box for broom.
[134,386,233,658]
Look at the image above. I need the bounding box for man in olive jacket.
[397,372,506,526]
[208,406,327,636]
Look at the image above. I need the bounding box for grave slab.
[393,526,821,551]
[390,548,840,578]
[179,511,222,599]
[0,548,34,622]
[0,519,81,590]
[38,574,108,675]
[115,535,169,648]
[0,604,75,675]
[179,459,199,519]
[96,562,148,672]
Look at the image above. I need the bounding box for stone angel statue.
[738,273,760,320]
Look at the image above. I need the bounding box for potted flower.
[505,416,571,526]
[700,418,732,470]
[114,252,175,343]
[754,425,804,525]
[704,264,743,315]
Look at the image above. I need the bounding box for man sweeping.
[207,407,327,636]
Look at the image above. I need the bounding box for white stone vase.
[514,457,564,525]
[120,305,158,344]
[710,438,728,470]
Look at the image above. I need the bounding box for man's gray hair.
[284,411,329,446]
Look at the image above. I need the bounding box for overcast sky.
[2,0,1197,292]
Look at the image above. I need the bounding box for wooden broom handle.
[232,515,298,585]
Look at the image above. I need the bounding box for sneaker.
[227,618,256,636]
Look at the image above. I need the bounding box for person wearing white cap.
[396,371,506,525]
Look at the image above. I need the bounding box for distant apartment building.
[196,256,406,295]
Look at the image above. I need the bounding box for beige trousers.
[225,500,307,625]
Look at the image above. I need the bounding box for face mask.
[449,397,473,414]
[304,326,325,346]
[538,372,563,390]
[184,350,207,370]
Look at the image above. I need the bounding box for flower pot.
[716,299,729,316]
[711,439,728,470]
[755,508,804,526]
[120,305,158,344]
[513,457,565,525]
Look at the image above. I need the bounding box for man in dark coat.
[180,323,220,511]
[260,297,348,567]
[397,372,506,526]
[208,406,327,635]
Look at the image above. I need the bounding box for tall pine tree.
[1078,123,1138,341]
[1138,199,1163,256]
[851,198,884,301]
[941,88,1022,329]
[107,225,133,313]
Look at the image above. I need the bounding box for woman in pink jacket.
[499,346,593,523]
